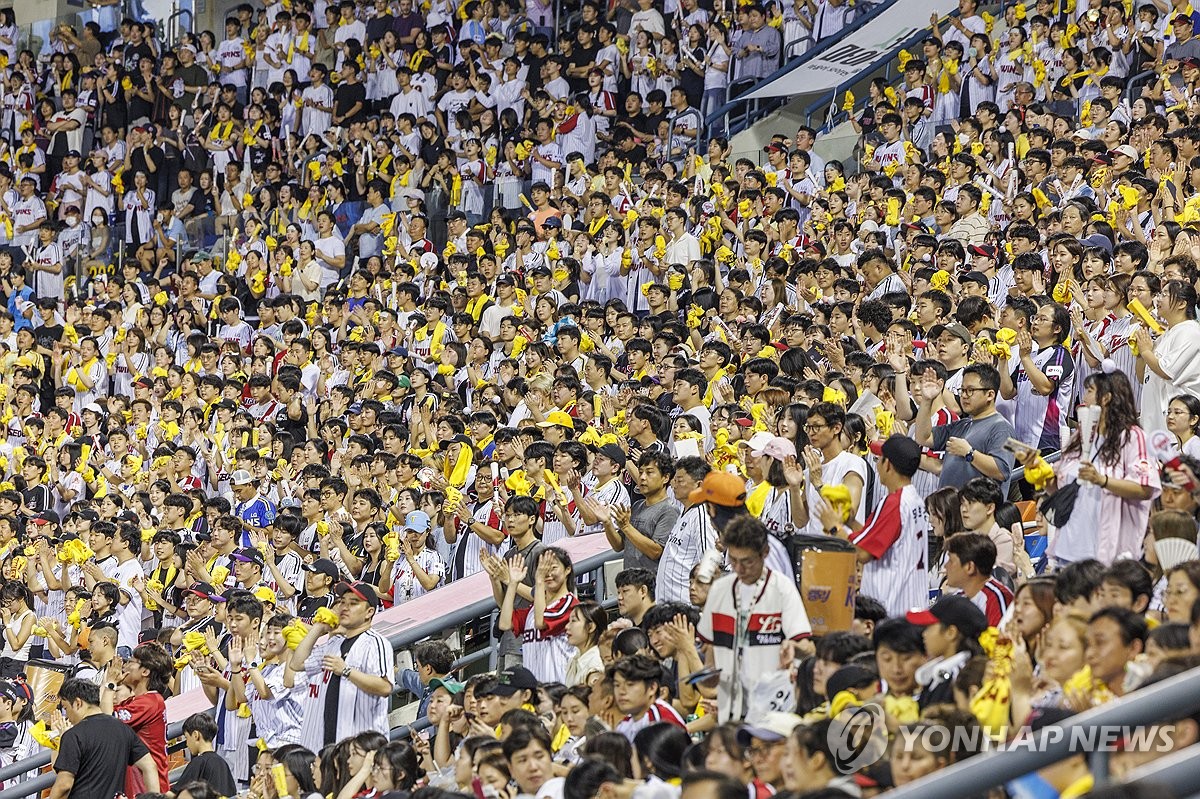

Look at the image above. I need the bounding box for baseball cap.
[596,443,627,469]
[404,510,431,533]
[736,711,803,746]
[303,558,340,581]
[184,581,219,599]
[230,469,255,486]
[868,435,923,478]
[1173,12,1192,24]
[905,595,988,639]
[751,435,796,462]
[1113,144,1140,160]
[232,547,265,567]
[687,471,748,508]
[732,409,754,428]
[543,216,563,228]
[348,402,364,414]
[1080,233,1114,255]
[959,271,991,289]
[336,580,381,608]
[34,510,60,526]
[763,143,786,154]
[928,321,973,345]
[740,431,775,453]
[825,664,879,699]
[484,667,539,697]
[538,410,575,429]
[429,677,465,695]
[968,243,998,259]
[496,273,516,286]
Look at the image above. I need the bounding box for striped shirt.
[1012,344,1075,451]
[658,504,717,604]
[300,629,392,751]
[849,485,931,617]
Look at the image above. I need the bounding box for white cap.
[230,469,255,486]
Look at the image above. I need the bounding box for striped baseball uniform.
[849,484,931,616]
[657,504,717,604]
[299,629,393,751]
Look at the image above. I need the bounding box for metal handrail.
[1119,742,1200,796]
[883,664,1200,799]
[700,0,900,144]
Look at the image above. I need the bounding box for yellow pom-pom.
[314,606,340,627]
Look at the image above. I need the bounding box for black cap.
[481,666,539,696]
[232,547,265,568]
[906,595,988,639]
[959,270,990,288]
[304,558,340,581]
[336,580,381,608]
[868,435,923,478]
[184,581,218,599]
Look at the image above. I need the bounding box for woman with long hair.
[1029,369,1159,566]
[1140,280,1200,432]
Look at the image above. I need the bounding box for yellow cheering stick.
[1024,456,1054,490]
[282,619,310,650]
[1128,298,1164,334]
[313,606,340,628]
[820,484,853,521]
[30,722,59,751]
[67,598,87,630]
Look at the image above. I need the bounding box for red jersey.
[116,691,170,794]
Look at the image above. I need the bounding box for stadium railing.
[697,0,894,143]
[884,665,1200,798]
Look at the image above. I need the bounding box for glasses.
[747,741,785,758]
[959,386,990,396]
[804,423,827,432]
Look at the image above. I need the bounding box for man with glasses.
[291,580,393,751]
[737,712,803,788]
[697,516,811,723]
[913,363,1016,489]
[800,402,867,536]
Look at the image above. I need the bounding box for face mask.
[66,216,79,226]
[92,216,104,226]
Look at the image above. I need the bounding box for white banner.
[745,0,961,100]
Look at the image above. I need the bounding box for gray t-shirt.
[625,498,681,571]
[931,411,1016,489]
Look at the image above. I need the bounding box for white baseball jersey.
[299,629,392,751]
[849,484,931,616]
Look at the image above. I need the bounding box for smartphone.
[472,777,487,799]
[1002,437,1034,455]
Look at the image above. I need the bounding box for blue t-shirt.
[7,285,33,332]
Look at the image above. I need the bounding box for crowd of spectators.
[0,0,1198,797]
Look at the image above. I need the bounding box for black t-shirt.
[176,750,237,797]
[297,592,336,622]
[334,82,367,126]
[55,713,149,799]
[129,145,163,181]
